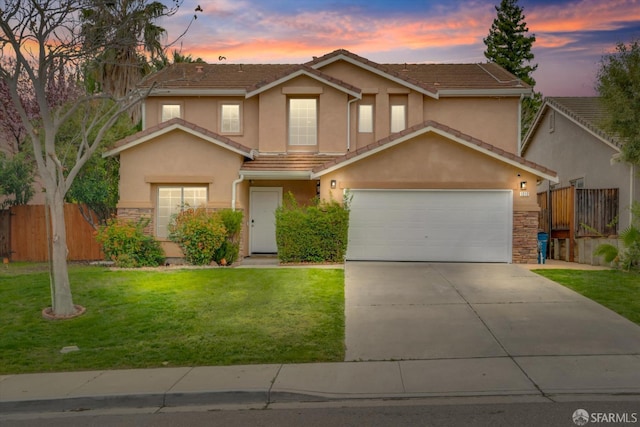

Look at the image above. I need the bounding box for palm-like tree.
[81,0,167,99]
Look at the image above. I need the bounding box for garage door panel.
[347,190,512,262]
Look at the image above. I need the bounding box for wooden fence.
[537,187,619,262]
[2,204,104,262]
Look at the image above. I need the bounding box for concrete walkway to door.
[345,262,640,395]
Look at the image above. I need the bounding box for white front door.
[250,187,282,253]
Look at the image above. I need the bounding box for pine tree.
[484,0,537,86]
[484,0,540,141]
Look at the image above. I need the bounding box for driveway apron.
[344,262,640,362]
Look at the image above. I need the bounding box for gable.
[103,118,254,159]
[325,132,525,186]
[308,49,531,98]
[522,97,620,155]
[245,65,361,99]
[313,120,558,183]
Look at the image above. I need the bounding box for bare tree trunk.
[47,190,76,316]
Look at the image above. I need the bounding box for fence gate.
[0,210,10,258]
[537,186,619,262]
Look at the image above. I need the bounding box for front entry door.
[250,187,282,253]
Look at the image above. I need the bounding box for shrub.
[275,193,349,263]
[96,217,165,267]
[595,202,640,271]
[213,209,243,266]
[168,207,226,265]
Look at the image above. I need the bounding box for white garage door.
[347,190,512,262]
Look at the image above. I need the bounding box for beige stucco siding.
[425,97,520,154]
[255,75,349,154]
[144,96,259,150]
[318,133,538,212]
[118,130,245,207]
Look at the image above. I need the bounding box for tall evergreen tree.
[484,0,540,140]
[484,0,537,85]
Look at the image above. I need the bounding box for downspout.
[517,94,524,156]
[231,174,244,211]
[347,97,358,152]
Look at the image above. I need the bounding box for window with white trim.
[390,104,406,133]
[358,104,373,133]
[220,103,241,133]
[289,98,317,145]
[161,104,181,122]
[156,186,207,238]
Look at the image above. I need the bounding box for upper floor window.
[289,98,317,146]
[570,177,584,189]
[390,104,406,133]
[358,104,373,133]
[161,104,181,122]
[220,103,241,134]
[156,186,207,238]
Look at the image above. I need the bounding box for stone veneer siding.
[116,208,154,235]
[512,210,539,264]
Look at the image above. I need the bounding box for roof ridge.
[313,120,557,178]
[105,118,254,157]
[546,97,620,147]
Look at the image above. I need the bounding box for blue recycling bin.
[537,232,548,264]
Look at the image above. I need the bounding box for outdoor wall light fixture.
[330,180,337,189]
[520,181,527,190]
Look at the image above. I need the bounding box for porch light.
[520,181,527,190]
[330,180,337,189]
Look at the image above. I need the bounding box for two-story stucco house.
[104,49,558,264]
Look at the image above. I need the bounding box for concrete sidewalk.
[3,261,640,415]
[3,355,640,414]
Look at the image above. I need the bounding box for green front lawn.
[533,269,640,326]
[0,265,344,374]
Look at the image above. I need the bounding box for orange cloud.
[176,2,495,63]
[165,0,640,67]
[527,0,640,36]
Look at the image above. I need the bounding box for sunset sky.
[159,0,640,96]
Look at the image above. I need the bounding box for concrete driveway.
[345,262,640,361]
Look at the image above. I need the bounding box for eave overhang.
[311,121,559,183]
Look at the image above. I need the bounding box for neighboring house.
[104,49,558,264]
[521,97,639,232]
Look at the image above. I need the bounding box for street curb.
[0,391,335,414]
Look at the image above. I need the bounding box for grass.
[533,269,640,326]
[0,264,344,374]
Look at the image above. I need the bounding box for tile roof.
[138,63,295,90]
[521,97,621,153]
[241,153,342,172]
[311,120,557,180]
[246,64,361,96]
[307,49,528,91]
[103,118,254,158]
[138,49,530,93]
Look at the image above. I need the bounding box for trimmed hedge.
[169,207,243,266]
[275,193,349,263]
[168,207,226,266]
[96,217,165,267]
